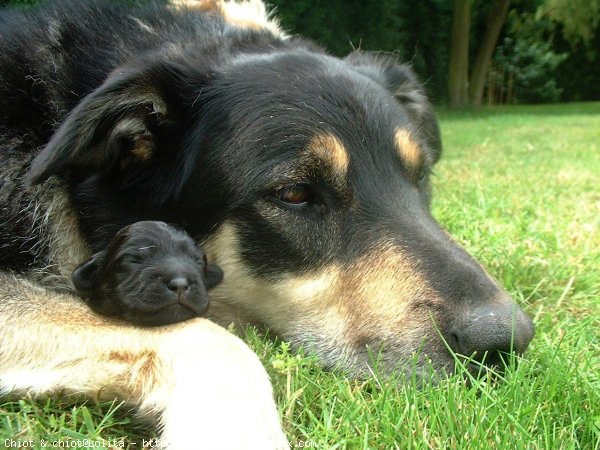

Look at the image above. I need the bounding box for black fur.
[72,221,223,326]
[2,0,441,266]
[0,0,534,373]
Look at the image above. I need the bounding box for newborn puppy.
[72,221,223,326]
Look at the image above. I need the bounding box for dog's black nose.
[451,299,535,368]
[166,277,190,297]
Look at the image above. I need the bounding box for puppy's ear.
[26,60,194,186]
[72,251,108,293]
[344,51,442,163]
[205,263,224,289]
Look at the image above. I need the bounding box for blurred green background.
[1,0,599,106]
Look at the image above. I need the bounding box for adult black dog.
[0,0,534,447]
[73,221,224,326]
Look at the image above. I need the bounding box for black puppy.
[72,221,223,326]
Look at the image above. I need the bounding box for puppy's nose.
[166,277,190,297]
[451,299,535,368]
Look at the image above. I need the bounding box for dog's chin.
[275,326,506,385]
[334,347,511,387]
[321,352,503,388]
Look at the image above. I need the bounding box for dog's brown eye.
[277,184,311,205]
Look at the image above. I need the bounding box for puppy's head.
[30,38,533,377]
[72,221,223,326]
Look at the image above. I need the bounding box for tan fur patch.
[307,133,350,176]
[203,221,439,371]
[28,180,92,290]
[130,135,153,161]
[171,0,218,12]
[334,243,437,345]
[108,349,155,365]
[395,128,422,169]
[0,273,288,448]
[171,0,286,38]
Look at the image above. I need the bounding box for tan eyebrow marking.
[130,137,153,161]
[394,128,422,169]
[307,133,349,176]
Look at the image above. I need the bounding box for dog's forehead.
[225,51,412,127]
[216,52,424,182]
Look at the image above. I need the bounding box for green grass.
[2,102,599,449]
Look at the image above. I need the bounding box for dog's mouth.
[176,298,209,316]
[321,339,523,384]
[124,299,210,327]
[131,282,210,317]
[139,298,208,316]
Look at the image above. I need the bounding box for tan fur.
[0,273,288,449]
[28,180,92,290]
[131,135,154,161]
[171,0,287,39]
[307,133,350,177]
[394,128,422,169]
[204,221,440,373]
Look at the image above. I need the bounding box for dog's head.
[28,36,534,376]
[72,221,223,326]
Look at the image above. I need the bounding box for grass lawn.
[1,102,599,449]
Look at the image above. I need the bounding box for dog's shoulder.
[0,0,295,278]
[0,0,290,147]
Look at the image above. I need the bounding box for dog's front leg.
[0,273,288,450]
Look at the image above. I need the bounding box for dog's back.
[0,1,220,146]
[0,0,231,274]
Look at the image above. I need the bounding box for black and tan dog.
[0,0,534,447]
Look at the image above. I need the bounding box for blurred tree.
[489,0,598,103]
[448,0,511,108]
[448,0,471,107]
[536,0,600,44]
[536,0,600,100]
[552,28,600,101]
[494,35,567,103]
[469,0,510,105]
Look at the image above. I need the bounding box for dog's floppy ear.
[72,250,109,293]
[26,60,192,186]
[344,51,442,163]
[72,224,131,293]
